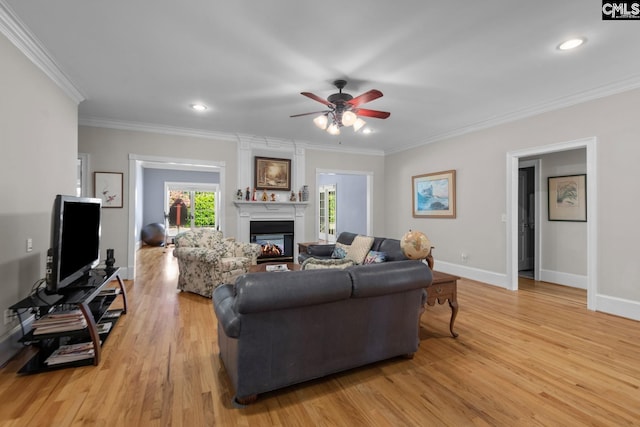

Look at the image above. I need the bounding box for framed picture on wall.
[412,170,456,218]
[548,174,586,221]
[254,156,291,191]
[94,172,123,208]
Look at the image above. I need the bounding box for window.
[165,182,219,235]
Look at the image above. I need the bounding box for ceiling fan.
[290,80,390,135]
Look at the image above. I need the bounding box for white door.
[165,182,219,236]
[318,184,337,243]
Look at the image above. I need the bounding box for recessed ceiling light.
[557,37,586,51]
[362,128,372,135]
[190,103,207,111]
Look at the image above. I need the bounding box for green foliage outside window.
[328,191,336,235]
[168,190,216,228]
[194,191,216,227]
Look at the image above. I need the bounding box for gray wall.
[142,169,220,225]
[0,32,78,358]
[385,87,640,314]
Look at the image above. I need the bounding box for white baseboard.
[539,269,587,289]
[595,294,640,322]
[434,262,640,322]
[434,261,509,289]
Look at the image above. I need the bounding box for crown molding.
[79,117,239,142]
[0,0,84,104]
[387,74,640,155]
[80,116,385,156]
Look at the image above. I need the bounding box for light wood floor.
[1,247,639,426]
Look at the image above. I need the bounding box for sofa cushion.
[302,258,356,270]
[331,242,349,259]
[345,235,374,264]
[363,250,387,264]
[234,270,353,313]
[378,238,408,261]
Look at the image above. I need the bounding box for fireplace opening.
[250,221,294,263]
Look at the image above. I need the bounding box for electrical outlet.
[4,309,17,325]
[461,252,468,263]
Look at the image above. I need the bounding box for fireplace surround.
[234,200,308,262]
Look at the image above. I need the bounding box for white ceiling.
[5,0,640,154]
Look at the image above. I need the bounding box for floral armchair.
[173,228,261,298]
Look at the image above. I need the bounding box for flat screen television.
[46,195,102,294]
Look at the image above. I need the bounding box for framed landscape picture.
[412,170,456,218]
[254,156,291,191]
[94,172,123,208]
[548,174,586,221]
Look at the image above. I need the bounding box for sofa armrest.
[307,244,336,257]
[349,260,432,298]
[212,284,241,338]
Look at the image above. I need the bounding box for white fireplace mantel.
[234,201,308,259]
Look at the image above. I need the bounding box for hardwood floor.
[1,247,639,426]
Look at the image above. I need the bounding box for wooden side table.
[424,271,459,337]
[297,241,321,255]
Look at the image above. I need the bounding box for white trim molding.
[0,0,84,104]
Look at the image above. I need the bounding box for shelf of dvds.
[9,267,127,374]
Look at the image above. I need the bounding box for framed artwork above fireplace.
[254,156,291,191]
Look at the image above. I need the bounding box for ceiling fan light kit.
[313,114,328,130]
[291,79,390,136]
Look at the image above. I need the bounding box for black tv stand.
[9,267,128,374]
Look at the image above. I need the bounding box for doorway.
[127,154,226,279]
[316,169,372,238]
[506,137,597,310]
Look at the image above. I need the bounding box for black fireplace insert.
[250,221,294,263]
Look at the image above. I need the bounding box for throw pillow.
[301,258,355,270]
[345,235,375,265]
[331,242,349,259]
[364,250,387,264]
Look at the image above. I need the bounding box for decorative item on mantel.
[301,185,309,202]
[261,190,268,201]
[252,188,257,201]
[236,189,243,200]
[270,193,277,202]
[290,191,297,202]
[245,187,250,201]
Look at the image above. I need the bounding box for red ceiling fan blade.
[348,89,383,107]
[355,108,390,119]
[290,111,329,118]
[301,92,333,107]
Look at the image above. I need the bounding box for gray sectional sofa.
[298,231,408,264]
[212,260,432,404]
